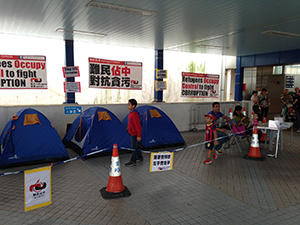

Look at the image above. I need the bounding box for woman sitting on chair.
[233,106,250,127]
[232,105,251,136]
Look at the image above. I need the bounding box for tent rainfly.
[63,107,131,155]
[0,108,69,168]
[122,105,186,150]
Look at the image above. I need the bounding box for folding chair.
[228,119,251,153]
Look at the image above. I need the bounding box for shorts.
[205,142,214,150]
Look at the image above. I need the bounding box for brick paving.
[1,128,300,224]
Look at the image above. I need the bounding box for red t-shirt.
[128,110,142,137]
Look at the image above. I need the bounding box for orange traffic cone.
[260,117,268,142]
[100,144,131,199]
[261,130,266,142]
[250,110,254,120]
[243,107,246,116]
[244,126,265,161]
[229,108,233,119]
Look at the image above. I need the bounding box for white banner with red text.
[89,58,142,90]
[0,55,47,89]
[181,72,219,98]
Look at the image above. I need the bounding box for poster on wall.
[155,81,167,91]
[0,55,47,89]
[286,75,294,88]
[64,82,81,93]
[89,58,142,90]
[156,69,168,79]
[62,66,80,78]
[181,72,219,98]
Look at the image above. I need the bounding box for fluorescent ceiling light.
[196,45,230,50]
[87,1,156,16]
[261,30,300,38]
[56,28,107,37]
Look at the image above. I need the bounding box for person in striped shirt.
[204,113,219,165]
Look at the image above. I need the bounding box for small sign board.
[156,69,167,79]
[155,81,167,91]
[150,152,174,172]
[64,106,82,115]
[62,66,80,78]
[64,82,81,93]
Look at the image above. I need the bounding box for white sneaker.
[297,130,300,133]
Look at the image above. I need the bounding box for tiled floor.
[1,128,300,224]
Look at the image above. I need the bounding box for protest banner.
[24,166,51,211]
[89,58,142,90]
[181,72,219,98]
[0,55,47,89]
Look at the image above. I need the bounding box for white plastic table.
[257,122,293,158]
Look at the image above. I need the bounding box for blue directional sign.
[64,106,82,115]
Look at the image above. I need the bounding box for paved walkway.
[1,128,300,224]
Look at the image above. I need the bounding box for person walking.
[125,99,143,167]
[203,113,219,165]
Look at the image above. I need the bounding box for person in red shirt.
[125,99,143,167]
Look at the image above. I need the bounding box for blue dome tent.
[122,105,185,150]
[0,108,69,168]
[63,107,131,155]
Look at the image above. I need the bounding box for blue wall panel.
[241,55,255,67]
[280,49,300,64]
[239,48,300,67]
[255,52,280,66]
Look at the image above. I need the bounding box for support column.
[220,56,226,101]
[235,56,244,101]
[64,40,75,104]
[153,50,163,102]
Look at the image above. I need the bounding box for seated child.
[253,113,262,142]
[204,114,219,165]
[253,113,259,126]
